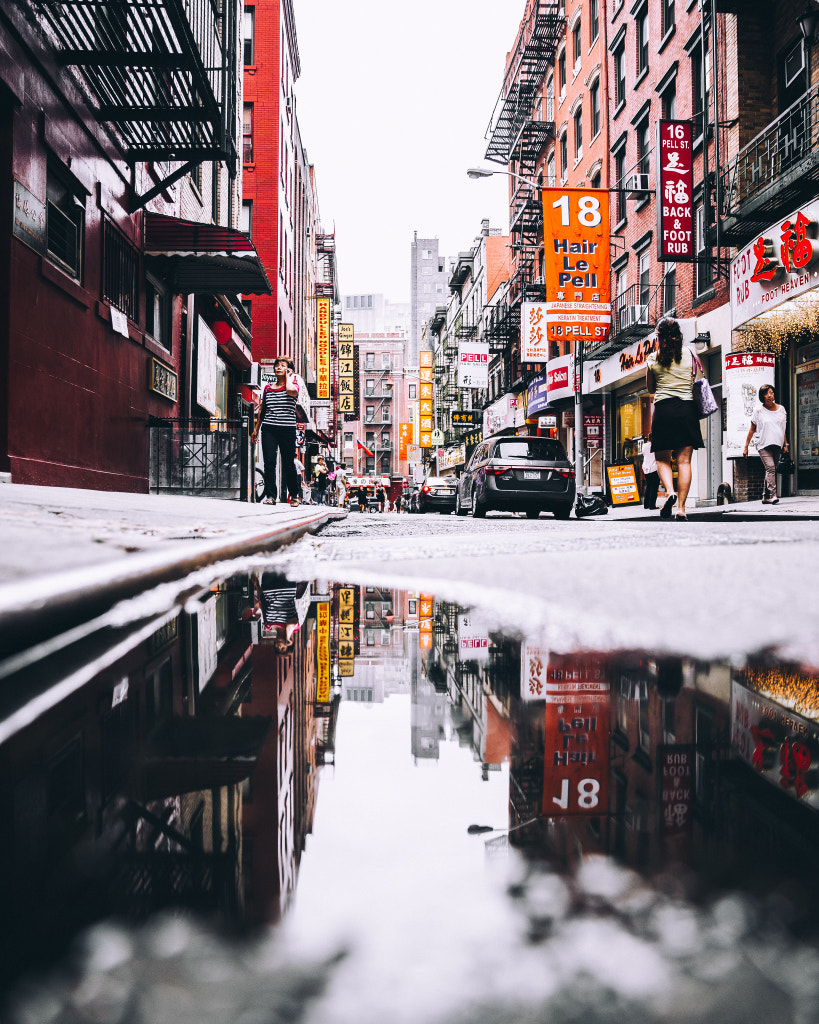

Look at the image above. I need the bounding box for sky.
[291,0,525,305]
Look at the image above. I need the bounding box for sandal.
[659,494,677,519]
[289,497,300,507]
[675,514,688,521]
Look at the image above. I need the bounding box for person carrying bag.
[742,384,789,504]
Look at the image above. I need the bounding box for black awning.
[144,212,272,295]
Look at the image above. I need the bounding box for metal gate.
[149,417,250,499]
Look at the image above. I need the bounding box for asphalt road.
[265,509,819,666]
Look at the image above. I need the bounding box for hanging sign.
[546,353,577,402]
[338,324,356,417]
[724,352,775,457]
[521,301,548,362]
[317,297,331,399]
[657,120,695,261]
[457,341,489,388]
[542,187,611,348]
[316,601,330,701]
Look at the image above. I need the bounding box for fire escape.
[363,366,393,475]
[25,0,240,208]
[315,231,338,443]
[483,1,565,387]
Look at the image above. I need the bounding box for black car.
[415,476,457,514]
[455,436,576,519]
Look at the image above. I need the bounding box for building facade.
[410,234,449,368]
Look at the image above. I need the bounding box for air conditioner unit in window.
[627,173,651,194]
[619,305,646,329]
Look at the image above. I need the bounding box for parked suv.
[455,436,575,519]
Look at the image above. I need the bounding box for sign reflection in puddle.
[3,571,819,1021]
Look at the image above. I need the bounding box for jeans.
[261,425,300,501]
[759,444,781,500]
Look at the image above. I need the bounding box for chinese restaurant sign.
[542,655,610,818]
[541,187,611,350]
[731,197,819,330]
[338,324,357,418]
[656,120,694,261]
[724,352,775,457]
[337,586,356,677]
[457,341,489,388]
[317,297,331,399]
[419,351,434,447]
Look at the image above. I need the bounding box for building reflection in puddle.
[4,574,819,994]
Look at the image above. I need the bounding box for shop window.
[46,161,85,281]
[103,219,138,321]
[145,274,170,350]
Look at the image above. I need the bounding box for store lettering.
[619,336,658,373]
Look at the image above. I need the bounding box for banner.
[542,187,611,349]
[657,120,695,261]
[724,352,775,458]
[457,341,490,388]
[317,297,331,399]
[316,602,330,701]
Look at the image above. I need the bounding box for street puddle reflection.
[3,573,819,1022]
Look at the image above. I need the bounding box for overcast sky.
[291,0,524,304]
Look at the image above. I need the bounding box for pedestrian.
[357,484,368,513]
[251,357,302,507]
[641,437,660,510]
[335,471,348,507]
[743,384,789,504]
[645,317,704,521]
[394,493,403,513]
[294,453,305,489]
[314,456,329,504]
[254,572,301,653]
[377,483,386,513]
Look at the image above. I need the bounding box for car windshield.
[425,478,451,486]
[494,439,566,461]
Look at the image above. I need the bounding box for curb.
[0,507,343,660]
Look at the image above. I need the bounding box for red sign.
[542,656,609,817]
[660,746,693,839]
[657,120,694,261]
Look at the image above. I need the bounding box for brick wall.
[732,456,766,502]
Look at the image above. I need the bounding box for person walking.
[251,357,301,507]
[377,483,386,513]
[743,384,789,504]
[645,317,704,521]
[313,456,329,504]
[641,437,660,511]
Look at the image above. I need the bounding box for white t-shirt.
[751,404,787,450]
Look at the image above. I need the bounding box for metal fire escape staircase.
[26,0,240,209]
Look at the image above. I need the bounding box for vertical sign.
[542,656,610,817]
[724,352,775,457]
[317,297,331,399]
[542,187,611,349]
[419,351,434,448]
[338,323,355,417]
[419,592,434,650]
[316,601,331,701]
[398,422,411,459]
[196,316,220,415]
[521,301,548,362]
[657,120,695,261]
[659,746,694,839]
[337,586,356,677]
[457,341,490,387]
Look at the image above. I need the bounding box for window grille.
[103,220,139,321]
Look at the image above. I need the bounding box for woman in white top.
[743,384,789,503]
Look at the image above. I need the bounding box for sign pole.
[574,338,584,494]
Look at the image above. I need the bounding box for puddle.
[2,570,819,1023]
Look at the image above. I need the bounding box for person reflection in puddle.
[253,573,300,653]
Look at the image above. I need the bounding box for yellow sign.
[420,399,433,416]
[420,382,434,400]
[338,323,354,342]
[338,588,355,674]
[317,602,331,700]
[317,297,331,399]
[338,660,355,677]
[420,367,433,382]
[420,351,433,367]
[606,464,640,505]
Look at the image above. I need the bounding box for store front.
[730,198,819,496]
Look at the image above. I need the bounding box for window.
[382,352,391,369]
[243,8,255,64]
[695,203,712,294]
[638,117,650,177]
[366,378,375,393]
[638,249,650,306]
[46,162,84,280]
[614,43,626,107]
[145,274,169,349]
[547,154,556,185]
[240,200,252,239]
[423,248,433,258]
[615,147,627,223]
[591,80,600,137]
[573,20,582,67]
[591,170,601,190]
[365,351,375,368]
[344,432,353,446]
[242,103,253,164]
[103,219,138,321]
[662,80,677,120]
[409,600,417,614]
[546,76,554,121]
[663,266,676,313]
[409,384,417,399]
[558,50,566,95]
[692,38,709,120]
[574,106,583,158]
[663,0,674,36]
[560,132,568,180]
[366,406,375,421]
[590,0,599,42]
[637,7,649,76]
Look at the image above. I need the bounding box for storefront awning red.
[143,212,272,295]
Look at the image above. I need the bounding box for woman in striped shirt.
[251,357,301,506]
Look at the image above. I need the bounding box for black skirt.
[650,398,704,453]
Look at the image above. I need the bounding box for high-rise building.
[410,234,449,366]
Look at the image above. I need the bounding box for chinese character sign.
[457,341,489,388]
[657,120,694,261]
[338,327,356,417]
[724,352,775,457]
[521,302,548,362]
[316,602,331,701]
[420,350,433,368]
[542,187,611,349]
[398,422,411,459]
[317,297,331,399]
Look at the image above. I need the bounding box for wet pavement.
[2,565,819,1024]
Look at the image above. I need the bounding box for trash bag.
[575,492,608,518]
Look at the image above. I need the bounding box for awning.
[144,212,272,295]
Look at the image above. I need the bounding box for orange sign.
[606,463,640,505]
[419,381,433,400]
[399,422,411,459]
[420,399,433,416]
[316,297,331,399]
[542,187,611,348]
[420,367,433,382]
[420,351,433,368]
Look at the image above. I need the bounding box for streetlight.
[466,166,540,190]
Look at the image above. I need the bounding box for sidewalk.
[604,493,819,521]
[0,480,344,654]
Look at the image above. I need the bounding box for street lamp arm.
[466,167,541,190]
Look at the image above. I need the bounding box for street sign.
[431,428,444,444]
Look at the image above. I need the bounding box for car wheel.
[525,510,540,519]
[455,492,468,517]
[471,485,487,519]
[552,505,572,520]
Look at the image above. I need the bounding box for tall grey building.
[410,233,448,367]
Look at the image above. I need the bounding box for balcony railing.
[584,282,666,361]
[720,82,819,247]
